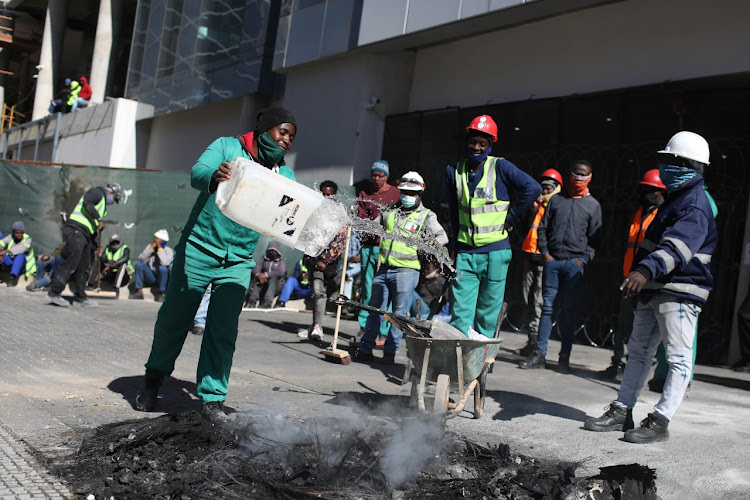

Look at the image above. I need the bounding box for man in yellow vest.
[353,172,449,364]
[600,169,666,380]
[445,115,541,339]
[0,221,36,287]
[100,234,134,289]
[48,183,123,307]
[518,169,562,356]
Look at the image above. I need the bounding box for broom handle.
[332,227,352,354]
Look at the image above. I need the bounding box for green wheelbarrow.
[328,294,506,419]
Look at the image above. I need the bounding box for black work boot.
[8,275,18,287]
[557,354,572,374]
[517,335,537,357]
[584,404,634,432]
[600,363,624,381]
[647,377,665,393]
[135,369,164,412]
[624,412,670,443]
[202,401,230,424]
[518,351,546,369]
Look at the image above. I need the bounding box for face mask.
[541,184,561,205]
[658,164,698,192]
[257,131,287,167]
[105,193,115,205]
[568,172,591,197]
[640,192,663,207]
[400,194,418,208]
[464,145,492,164]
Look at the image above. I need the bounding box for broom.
[321,227,352,365]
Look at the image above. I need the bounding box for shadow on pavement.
[108,375,201,413]
[693,372,750,391]
[486,389,589,423]
[324,389,413,417]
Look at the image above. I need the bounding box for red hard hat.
[640,169,666,189]
[466,115,498,142]
[539,169,563,185]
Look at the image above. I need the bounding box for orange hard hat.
[640,169,666,190]
[466,115,498,142]
[539,169,563,185]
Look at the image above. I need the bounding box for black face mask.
[641,192,663,207]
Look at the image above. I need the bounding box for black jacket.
[538,190,602,263]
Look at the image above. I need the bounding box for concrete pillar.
[32,2,67,120]
[90,0,112,104]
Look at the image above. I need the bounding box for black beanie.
[255,107,297,134]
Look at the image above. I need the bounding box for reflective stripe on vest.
[1,234,36,277]
[69,193,107,234]
[455,157,510,247]
[299,260,309,286]
[521,205,545,254]
[623,206,658,277]
[105,245,134,275]
[67,81,81,106]
[380,208,430,270]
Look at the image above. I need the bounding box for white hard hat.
[398,171,426,192]
[657,131,710,166]
[154,229,169,242]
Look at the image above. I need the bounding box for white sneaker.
[309,324,324,341]
[297,328,310,339]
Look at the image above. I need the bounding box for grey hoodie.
[251,241,287,280]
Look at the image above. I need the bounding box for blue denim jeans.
[193,285,212,328]
[614,294,700,420]
[36,256,65,288]
[536,258,585,357]
[135,260,169,292]
[359,267,419,355]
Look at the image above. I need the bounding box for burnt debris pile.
[54,410,659,499]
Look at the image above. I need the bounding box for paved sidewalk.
[0,423,70,499]
[0,285,749,499]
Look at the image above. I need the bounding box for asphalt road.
[0,286,748,499]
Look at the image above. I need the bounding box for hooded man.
[585,131,717,443]
[353,172,449,364]
[131,230,174,302]
[519,160,602,373]
[135,107,297,424]
[445,115,541,340]
[245,241,287,308]
[0,221,36,287]
[48,182,123,307]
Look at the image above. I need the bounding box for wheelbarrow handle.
[328,293,433,335]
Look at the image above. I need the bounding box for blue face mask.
[400,194,418,208]
[658,164,698,192]
[464,145,492,164]
[105,193,115,205]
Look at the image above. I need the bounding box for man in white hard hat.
[584,131,717,443]
[353,172,449,364]
[130,229,174,302]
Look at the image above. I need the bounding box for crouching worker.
[135,107,297,424]
[100,234,134,288]
[0,222,36,287]
[130,230,173,302]
[353,172,448,364]
[245,241,287,308]
[275,258,313,309]
[584,131,717,443]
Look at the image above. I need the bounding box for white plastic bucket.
[215,157,349,256]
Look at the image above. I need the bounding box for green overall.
[144,136,295,403]
[450,158,513,338]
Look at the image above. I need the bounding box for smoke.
[230,397,447,489]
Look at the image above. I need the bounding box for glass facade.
[126,0,281,116]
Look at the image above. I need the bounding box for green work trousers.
[450,249,512,338]
[652,322,699,382]
[357,245,389,335]
[145,240,253,403]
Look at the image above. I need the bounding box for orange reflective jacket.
[623,206,658,277]
[522,206,545,254]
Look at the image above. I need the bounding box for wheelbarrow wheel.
[433,374,450,414]
[473,367,488,419]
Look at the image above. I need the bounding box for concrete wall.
[408,0,750,111]
[281,52,415,185]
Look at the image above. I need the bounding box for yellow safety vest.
[455,157,510,247]
[67,81,81,106]
[104,245,134,276]
[299,260,309,286]
[379,208,430,270]
[69,192,107,235]
[1,233,36,278]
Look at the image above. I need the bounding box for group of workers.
[48,76,92,114]
[10,105,724,443]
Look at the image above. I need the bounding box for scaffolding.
[1,104,23,133]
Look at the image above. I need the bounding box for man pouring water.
[135,107,298,424]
